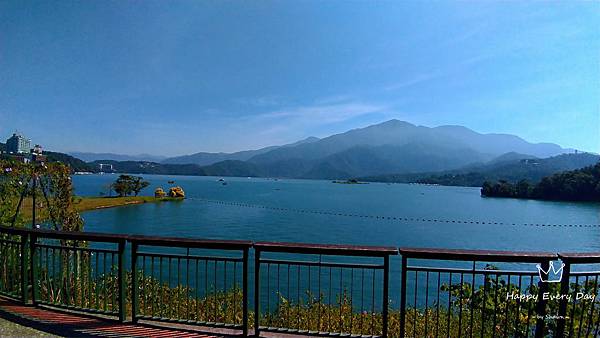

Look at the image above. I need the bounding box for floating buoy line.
[191,198,600,228]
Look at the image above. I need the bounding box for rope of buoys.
[190,198,600,228]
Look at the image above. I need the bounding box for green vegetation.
[0,160,83,231]
[29,262,599,336]
[482,162,600,201]
[111,174,150,197]
[361,153,600,187]
[14,196,179,223]
[44,151,94,173]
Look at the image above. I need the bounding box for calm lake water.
[72,174,600,253]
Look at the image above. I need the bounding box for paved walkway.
[0,298,229,338]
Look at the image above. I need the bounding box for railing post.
[555,260,571,338]
[254,249,261,337]
[29,233,38,306]
[117,240,126,323]
[399,255,407,338]
[131,241,138,323]
[382,255,390,337]
[20,233,29,304]
[242,247,249,337]
[534,260,550,338]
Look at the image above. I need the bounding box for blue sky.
[1,1,598,156]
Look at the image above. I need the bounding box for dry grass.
[17,196,182,222]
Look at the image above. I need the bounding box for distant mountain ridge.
[83,119,579,180]
[70,152,167,163]
[235,119,573,179]
[162,136,320,166]
[148,120,573,180]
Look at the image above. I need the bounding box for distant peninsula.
[480,162,600,202]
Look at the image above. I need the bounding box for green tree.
[111,175,149,197]
[132,176,150,196]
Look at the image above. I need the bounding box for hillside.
[0,143,93,172]
[361,153,599,186]
[238,120,570,178]
[44,151,95,172]
[481,161,600,202]
[70,152,167,162]
[162,137,320,166]
[88,160,204,176]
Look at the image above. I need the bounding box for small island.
[332,179,368,184]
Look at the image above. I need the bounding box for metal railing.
[31,229,128,321]
[130,235,252,335]
[399,248,556,338]
[0,226,27,301]
[2,224,600,337]
[555,252,600,338]
[253,242,397,337]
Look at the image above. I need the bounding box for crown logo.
[536,260,565,283]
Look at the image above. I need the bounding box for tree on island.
[111,175,150,197]
[481,162,600,202]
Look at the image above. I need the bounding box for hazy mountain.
[0,142,5,152]
[300,143,489,179]
[79,120,578,181]
[88,160,204,176]
[249,120,568,166]
[238,119,570,178]
[162,136,319,166]
[486,152,538,165]
[70,152,167,163]
[361,153,599,186]
[432,125,570,158]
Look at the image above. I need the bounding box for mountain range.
[79,120,585,181]
[69,152,168,163]
[162,136,320,165]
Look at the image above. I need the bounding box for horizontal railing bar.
[0,226,29,236]
[35,243,118,254]
[258,326,381,338]
[29,228,128,243]
[137,251,243,262]
[261,258,384,269]
[130,235,252,250]
[406,265,538,275]
[559,252,600,263]
[569,271,600,276]
[400,247,556,262]
[255,241,398,257]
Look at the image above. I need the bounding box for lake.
[72,174,600,253]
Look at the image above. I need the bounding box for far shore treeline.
[481,162,600,202]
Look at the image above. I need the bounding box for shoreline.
[18,196,182,222]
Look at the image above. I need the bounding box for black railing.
[130,235,252,335]
[31,229,127,321]
[0,226,27,301]
[556,252,600,338]
[399,248,557,338]
[254,242,397,337]
[2,224,600,337]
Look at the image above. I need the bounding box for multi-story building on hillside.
[6,133,31,154]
